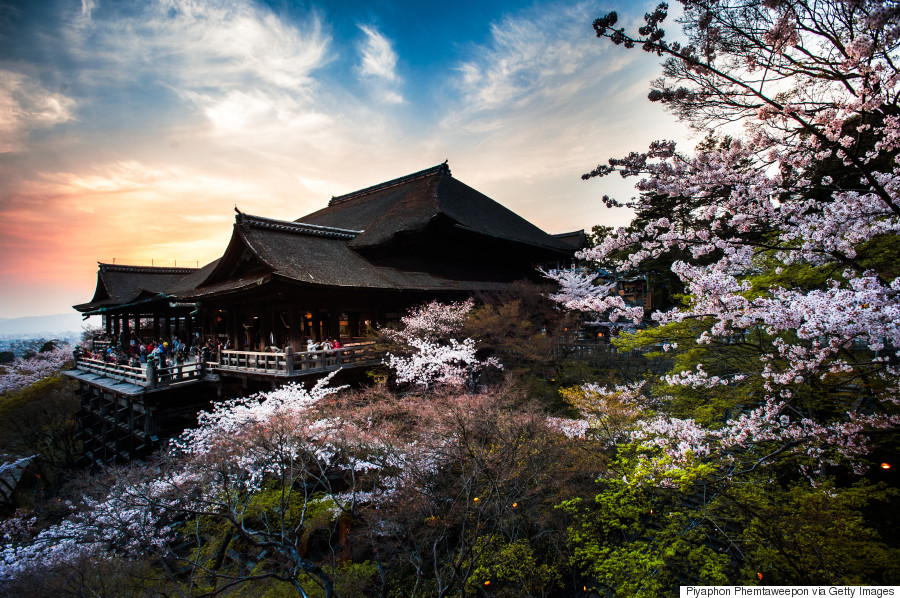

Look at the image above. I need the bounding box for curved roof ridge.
[239,212,362,239]
[328,162,450,206]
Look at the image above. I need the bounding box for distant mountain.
[0,312,93,338]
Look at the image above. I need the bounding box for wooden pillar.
[164,315,171,340]
[153,316,160,341]
[113,315,121,338]
[122,313,131,343]
[288,306,298,351]
[229,310,238,349]
[105,314,112,335]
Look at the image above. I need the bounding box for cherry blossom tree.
[382,299,501,390]
[544,0,900,480]
[0,374,373,596]
[543,2,900,591]
[0,346,72,396]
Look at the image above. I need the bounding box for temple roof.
[74,264,198,313]
[75,165,575,310]
[297,163,572,254]
[174,209,511,300]
[552,229,589,251]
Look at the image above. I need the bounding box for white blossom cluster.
[382,299,501,389]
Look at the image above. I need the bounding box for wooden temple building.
[75,163,578,349]
[68,163,581,464]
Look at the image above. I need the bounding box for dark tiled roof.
[297,163,571,254]
[74,264,198,312]
[175,212,515,299]
[552,229,589,250]
[75,165,575,309]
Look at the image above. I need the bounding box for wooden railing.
[73,356,204,389]
[556,342,651,359]
[213,342,380,376]
[73,342,381,388]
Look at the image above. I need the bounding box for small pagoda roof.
[74,263,198,313]
[552,229,589,251]
[296,163,572,254]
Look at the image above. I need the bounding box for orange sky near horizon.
[0,0,694,319]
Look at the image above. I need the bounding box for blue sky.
[0,0,693,317]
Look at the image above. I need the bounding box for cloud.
[356,24,404,104]
[0,70,75,153]
[0,0,697,317]
[357,24,399,81]
[66,0,331,113]
[433,1,694,233]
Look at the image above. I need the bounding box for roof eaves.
[451,223,573,255]
[79,293,173,316]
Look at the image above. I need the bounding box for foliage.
[540,0,900,591]
[562,479,730,596]
[0,372,597,597]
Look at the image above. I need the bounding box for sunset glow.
[0,0,691,318]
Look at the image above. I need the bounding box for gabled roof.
[174,211,513,300]
[296,163,571,254]
[74,264,198,313]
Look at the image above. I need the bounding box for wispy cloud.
[0,70,75,153]
[356,24,404,104]
[74,0,330,88]
[0,0,695,317]
[434,1,693,232]
[357,24,399,81]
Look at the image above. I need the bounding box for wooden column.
[153,316,161,341]
[288,306,298,351]
[229,310,238,349]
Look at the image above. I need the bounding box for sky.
[0,0,694,319]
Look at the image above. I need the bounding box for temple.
[68,163,582,464]
[74,163,579,350]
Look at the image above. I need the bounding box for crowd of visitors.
[76,334,349,370]
[74,334,211,369]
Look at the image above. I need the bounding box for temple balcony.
[67,341,381,395]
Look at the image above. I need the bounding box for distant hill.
[0,312,93,339]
